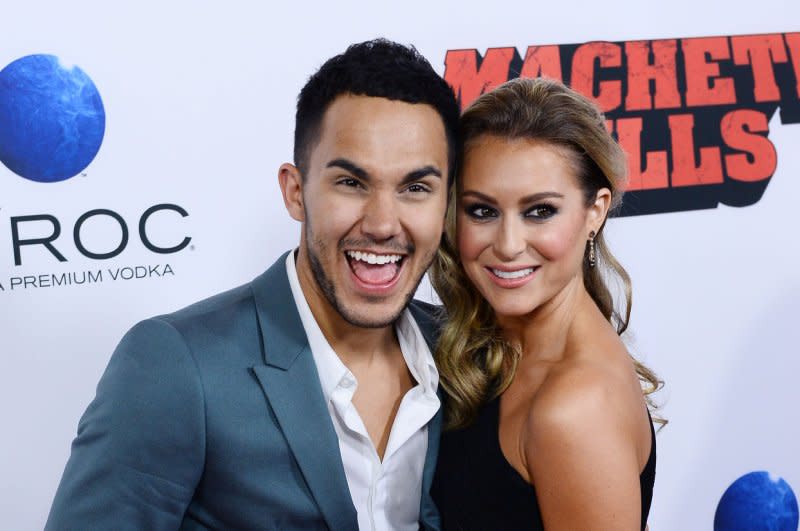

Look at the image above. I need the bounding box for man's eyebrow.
[326,160,442,185]
[326,158,369,180]
[400,166,442,186]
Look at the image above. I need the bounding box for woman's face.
[457,135,609,319]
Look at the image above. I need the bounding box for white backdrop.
[1,2,798,529]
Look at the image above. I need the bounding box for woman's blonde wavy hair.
[430,77,664,429]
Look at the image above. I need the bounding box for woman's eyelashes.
[463,202,558,221]
[524,203,558,220]
[464,203,499,220]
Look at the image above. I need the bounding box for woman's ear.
[587,187,612,234]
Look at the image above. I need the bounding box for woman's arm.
[524,366,643,530]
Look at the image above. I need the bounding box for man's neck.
[294,249,415,460]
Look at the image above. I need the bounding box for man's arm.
[46,318,206,530]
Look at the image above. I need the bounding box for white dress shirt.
[286,251,440,531]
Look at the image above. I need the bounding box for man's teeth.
[492,267,534,279]
[346,251,403,265]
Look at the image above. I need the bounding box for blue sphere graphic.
[715,471,799,531]
[0,54,105,183]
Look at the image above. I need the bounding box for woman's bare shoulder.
[519,351,646,529]
[522,342,646,469]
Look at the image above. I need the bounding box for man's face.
[288,94,449,328]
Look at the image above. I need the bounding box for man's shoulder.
[156,252,292,332]
[408,299,442,319]
[118,260,291,366]
[115,281,260,362]
[158,281,255,328]
[407,299,445,343]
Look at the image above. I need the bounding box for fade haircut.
[294,38,460,184]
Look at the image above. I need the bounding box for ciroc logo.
[715,471,799,530]
[0,54,105,183]
[0,54,190,293]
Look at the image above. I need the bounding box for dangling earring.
[587,231,596,268]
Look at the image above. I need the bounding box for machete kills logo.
[445,32,800,216]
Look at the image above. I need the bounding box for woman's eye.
[465,204,498,219]
[525,204,557,220]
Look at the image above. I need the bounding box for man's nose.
[360,191,402,241]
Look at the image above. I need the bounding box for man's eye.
[525,204,558,220]
[465,204,498,219]
[406,183,431,194]
[337,177,362,188]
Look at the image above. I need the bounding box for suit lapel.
[419,401,443,530]
[409,302,444,530]
[250,253,358,531]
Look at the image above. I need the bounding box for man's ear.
[587,187,612,234]
[278,163,305,222]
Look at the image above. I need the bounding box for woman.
[430,77,662,530]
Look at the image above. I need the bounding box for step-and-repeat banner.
[2,2,798,529]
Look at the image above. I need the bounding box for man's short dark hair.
[294,38,460,184]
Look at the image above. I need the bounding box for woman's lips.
[484,265,539,288]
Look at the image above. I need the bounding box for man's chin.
[334,291,413,329]
[337,305,406,329]
[336,270,423,328]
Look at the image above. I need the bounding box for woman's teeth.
[492,267,534,279]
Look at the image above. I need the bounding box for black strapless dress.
[431,398,656,530]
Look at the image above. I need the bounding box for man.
[45,39,459,530]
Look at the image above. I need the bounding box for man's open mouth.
[345,250,405,285]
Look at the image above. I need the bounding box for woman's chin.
[488,301,538,320]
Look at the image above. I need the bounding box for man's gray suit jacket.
[46,251,443,530]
